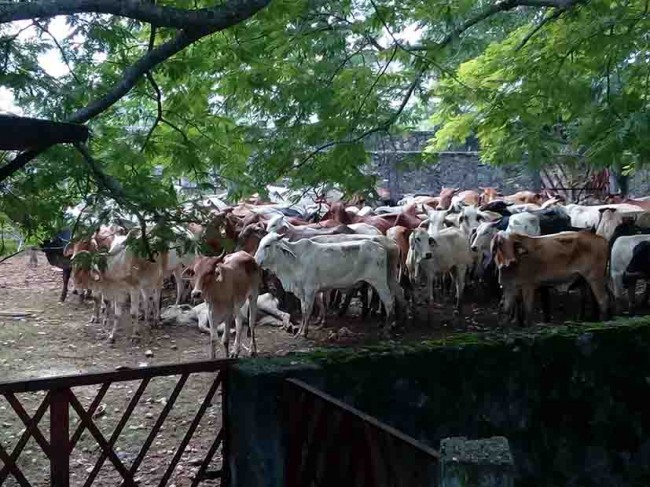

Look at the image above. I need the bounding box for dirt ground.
[0,253,643,485]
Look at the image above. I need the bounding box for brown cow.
[505,191,543,206]
[237,222,267,255]
[437,187,459,210]
[491,230,609,326]
[323,202,393,234]
[189,251,261,358]
[454,190,481,207]
[479,187,503,205]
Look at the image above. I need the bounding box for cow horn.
[217,249,226,259]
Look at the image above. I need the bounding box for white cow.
[255,233,400,337]
[406,227,473,311]
[565,204,643,229]
[506,213,541,236]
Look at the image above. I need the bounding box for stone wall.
[364,131,537,198]
[226,319,650,486]
[365,131,650,199]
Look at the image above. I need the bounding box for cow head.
[236,222,267,255]
[470,221,499,255]
[190,251,226,300]
[458,205,484,235]
[491,231,527,269]
[407,228,436,280]
[254,233,296,269]
[266,214,286,234]
[479,187,503,206]
[438,187,459,210]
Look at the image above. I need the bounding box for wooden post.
[440,436,514,487]
[50,388,70,487]
[221,368,231,487]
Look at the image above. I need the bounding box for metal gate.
[0,359,232,486]
[284,378,440,487]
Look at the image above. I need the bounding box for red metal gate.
[0,360,232,486]
[284,378,440,487]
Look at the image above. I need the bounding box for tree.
[428,0,649,182]
[0,0,586,237]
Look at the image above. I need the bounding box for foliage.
[428,0,650,171]
[0,0,603,235]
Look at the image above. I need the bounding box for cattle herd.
[37,186,650,358]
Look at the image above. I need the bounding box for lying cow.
[491,231,609,326]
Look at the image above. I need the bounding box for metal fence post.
[50,388,70,487]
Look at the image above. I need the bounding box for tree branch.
[0,0,271,30]
[141,25,162,152]
[73,141,155,261]
[0,0,270,183]
[515,8,566,50]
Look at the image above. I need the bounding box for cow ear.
[214,265,224,282]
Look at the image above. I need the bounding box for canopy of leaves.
[0,0,596,237]
[429,0,650,174]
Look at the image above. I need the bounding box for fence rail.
[284,378,440,487]
[0,359,233,486]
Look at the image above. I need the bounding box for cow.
[504,191,543,206]
[406,227,473,312]
[437,187,459,210]
[621,241,650,314]
[69,234,167,342]
[479,187,503,205]
[189,251,260,358]
[506,213,541,236]
[610,235,650,313]
[266,214,355,240]
[491,231,609,326]
[595,207,647,242]
[41,229,73,302]
[451,190,481,209]
[564,203,643,229]
[254,233,401,337]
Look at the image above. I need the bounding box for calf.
[492,231,609,326]
[190,251,260,358]
[255,233,400,337]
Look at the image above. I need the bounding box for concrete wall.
[227,319,650,486]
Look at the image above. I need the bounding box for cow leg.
[109,299,125,344]
[90,295,102,323]
[173,269,185,305]
[151,288,162,327]
[219,317,233,359]
[314,292,326,328]
[298,293,316,338]
[521,287,536,327]
[130,290,142,342]
[231,308,247,358]
[339,289,355,318]
[454,266,466,314]
[248,292,258,356]
[60,268,71,303]
[611,272,625,314]
[370,282,395,330]
[426,272,434,306]
[586,278,610,321]
[627,279,637,316]
[643,281,650,308]
[539,287,551,323]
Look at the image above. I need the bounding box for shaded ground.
[0,253,644,485]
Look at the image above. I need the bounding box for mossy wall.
[228,320,650,487]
